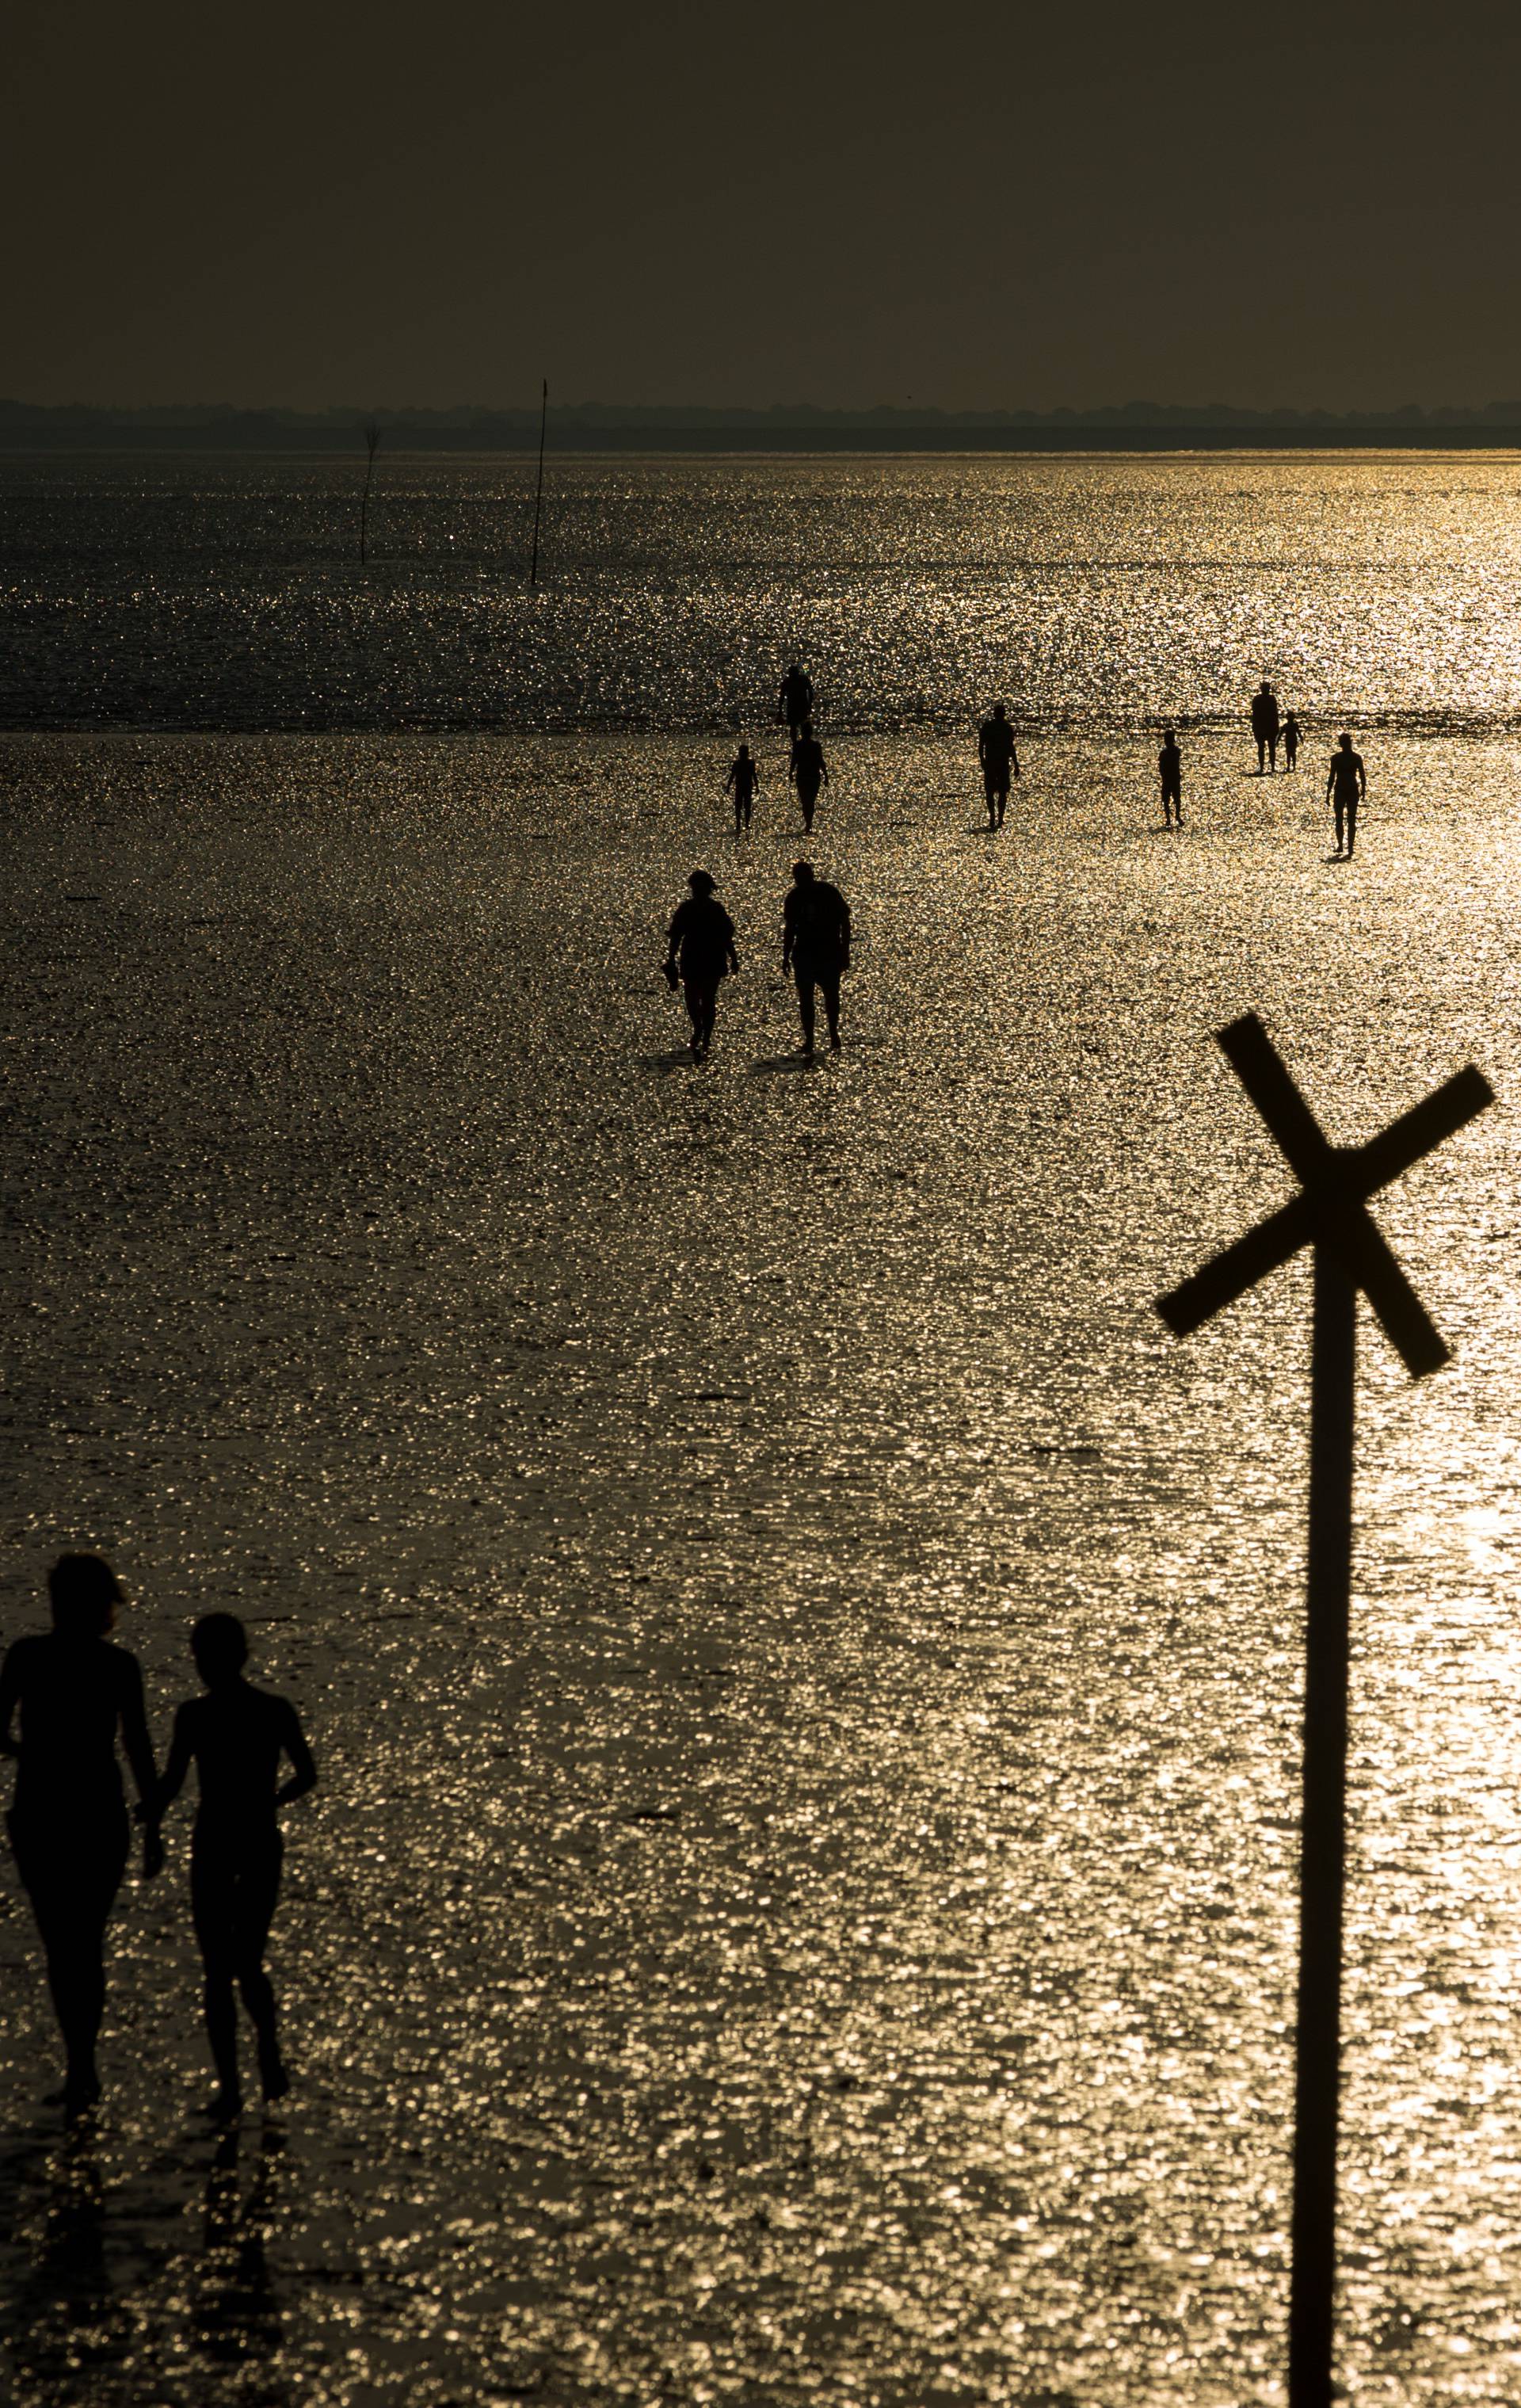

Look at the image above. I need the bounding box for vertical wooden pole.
[1288,1247,1355,2408]
[529,379,547,586]
[360,422,379,564]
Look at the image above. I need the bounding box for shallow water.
[2,727,1520,2403]
[4,452,1521,732]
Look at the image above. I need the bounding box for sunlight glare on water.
[2,451,1521,731]
[2,459,1521,2404]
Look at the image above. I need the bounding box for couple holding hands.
[1,1552,314,2119]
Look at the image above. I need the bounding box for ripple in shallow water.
[2,727,1520,2402]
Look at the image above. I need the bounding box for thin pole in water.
[529,380,548,586]
[360,421,380,565]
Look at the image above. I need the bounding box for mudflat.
[2,730,1519,2406]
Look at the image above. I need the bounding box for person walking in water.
[725,742,760,835]
[1251,679,1281,773]
[977,702,1020,830]
[778,663,814,742]
[1281,710,1302,770]
[789,722,829,834]
[1326,732,1366,859]
[1158,727,1183,827]
[664,868,740,1063]
[152,1613,315,2120]
[782,859,852,1057]
[0,1555,160,2112]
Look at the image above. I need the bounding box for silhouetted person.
[778,663,814,742]
[0,1555,159,2112]
[725,742,760,834]
[1251,679,1280,773]
[664,868,739,1063]
[1282,710,1302,770]
[782,859,852,1056]
[153,1614,315,2120]
[789,722,829,834]
[1158,728,1183,827]
[977,702,1020,829]
[1326,732,1366,859]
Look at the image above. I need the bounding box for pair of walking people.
[1,1554,314,2118]
[664,861,852,1063]
[732,663,827,837]
[727,731,829,836]
[1250,681,1305,773]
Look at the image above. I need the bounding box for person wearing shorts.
[665,868,740,1063]
[978,703,1020,829]
[781,859,852,1057]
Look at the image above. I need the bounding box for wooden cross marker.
[1155,1012,1492,2408]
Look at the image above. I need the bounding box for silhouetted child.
[154,1615,315,2120]
[1157,728,1183,827]
[725,743,760,834]
[1282,711,1302,770]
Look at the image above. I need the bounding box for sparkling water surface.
[3,459,1521,2406]
[3,452,1521,731]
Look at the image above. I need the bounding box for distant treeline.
[6,399,1521,452]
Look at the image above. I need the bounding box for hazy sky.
[9,0,1521,412]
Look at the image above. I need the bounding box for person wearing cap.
[663,869,740,1063]
[781,858,852,1056]
[0,1554,161,2112]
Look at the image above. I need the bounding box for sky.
[8,0,1521,414]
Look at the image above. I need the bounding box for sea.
[3,448,1521,731]
[2,451,1521,2407]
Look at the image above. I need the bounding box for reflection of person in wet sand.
[725,743,760,834]
[782,859,852,1057]
[0,1555,160,2113]
[788,723,829,834]
[153,1615,315,2121]
[1325,733,1366,860]
[977,703,1020,829]
[664,868,740,1064]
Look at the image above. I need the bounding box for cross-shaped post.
[1155,1012,1492,2408]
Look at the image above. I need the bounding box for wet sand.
[2,729,1520,2405]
